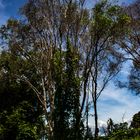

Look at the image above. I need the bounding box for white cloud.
[120,61,132,77]
[85,58,140,132]
[87,84,140,131]
[97,82,140,124]
[87,58,139,129]
[98,120,107,127]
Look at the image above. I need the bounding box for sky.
[0,0,27,25]
[0,0,136,24]
[0,0,139,128]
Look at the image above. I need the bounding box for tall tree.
[0,0,87,139]
[80,0,130,138]
[120,0,140,95]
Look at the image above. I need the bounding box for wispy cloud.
[88,59,140,129]
[97,82,140,123]
[88,83,140,131]
[0,0,5,9]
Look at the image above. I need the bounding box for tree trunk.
[94,100,99,139]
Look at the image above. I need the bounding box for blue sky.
[0,0,136,24]
[0,0,26,15]
[0,0,27,25]
[0,0,139,128]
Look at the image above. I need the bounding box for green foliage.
[52,38,82,139]
[106,122,129,140]
[91,0,130,39]
[131,112,140,129]
[0,50,44,139]
[104,113,140,140]
[0,102,43,140]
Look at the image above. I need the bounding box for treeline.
[100,112,140,140]
[0,0,139,139]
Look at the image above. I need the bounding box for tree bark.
[94,100,99,139]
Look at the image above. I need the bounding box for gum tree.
[81,0,130,138]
